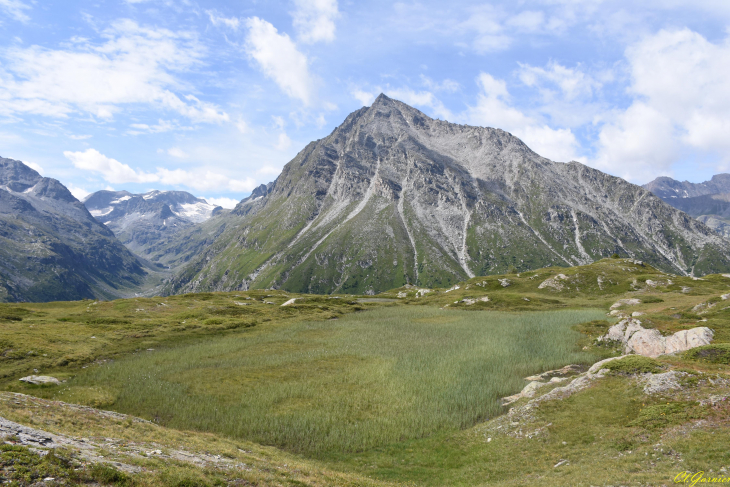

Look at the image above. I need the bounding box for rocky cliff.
[163,95,730,295]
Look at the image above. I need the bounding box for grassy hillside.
[3,258,730,485]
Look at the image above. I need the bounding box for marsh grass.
[66,307,603,456]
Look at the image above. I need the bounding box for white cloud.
[244,17,315,105]
[518,61,600,100]
[420,75,460,93]
[352,89,377,107]
[65,148,158,183]
[505,10,545,32]
[256,165,282,177]
[458,6,512,53]
[292,0,339,43]
[69,134,93,140]
[466,73,582,162]
[66,184,90,201]
[275,132,292,151]
[203,196,240,209]
[167,147,188,158]
[593,29,730,180]
[24,160,43,174]
[385,87,453,120]
[127,119,184,135]
[0,20,229,124]
[0,0,30,22]
[235,119,248,134]
[64,148,257,192]
[206,10,241,30]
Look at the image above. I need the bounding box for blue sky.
[1,0,730,207]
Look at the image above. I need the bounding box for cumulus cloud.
[291,0,339,43]
[64,148,256,192]
[594,29,730,180]
[244,17,315,105]
[66,184,90,201]
[0,0,30,22]
[203,196,240,209]
[352,89,377,107]
[518,61,600,100]
[24,160,43,174]
[0,20,229,123]
[65,148,158,183]
[466,73,582,162]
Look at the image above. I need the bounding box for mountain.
[643,175,730,238]
[0,157,146,302]
[84,190,225,270]
[643,174,730,200]
[162,95,730,295]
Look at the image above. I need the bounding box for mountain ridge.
[0,157,147,302]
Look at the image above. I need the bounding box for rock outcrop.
[599,318,713,358]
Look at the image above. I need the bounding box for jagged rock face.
[164,94,730,295]
[0,157,146,302]
[84,190,223,269]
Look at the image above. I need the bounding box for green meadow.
[4,259,730,485]
[59,307,604,456]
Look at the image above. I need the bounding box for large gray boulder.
[600,318,713,358]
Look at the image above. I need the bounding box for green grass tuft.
[684,343,730,364]
[604,355,664,374]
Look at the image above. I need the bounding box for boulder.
[19,375,60,385]
[610,298,641,310]
[664,328,714,354]
[599,319,714,358]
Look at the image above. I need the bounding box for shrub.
[629,401,705,429]
[641,296,664,304]
[90,463,131,486]
[684,344,730,365]
[604,355,663,374]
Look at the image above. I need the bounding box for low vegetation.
[2,258,730,485]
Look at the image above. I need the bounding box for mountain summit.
[164,95,730,295]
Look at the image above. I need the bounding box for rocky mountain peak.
[0,157,42,192]
[164,96,730,296]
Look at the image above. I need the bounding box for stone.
[538,274,568,291]
[632,311,645,317]
[18,375,60,385]
[664,328,714,354]
[525,364,584,381]
[643,371,688,394]
[599,319,714,358]
[280,298,298,306]
[610,298,641,310]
